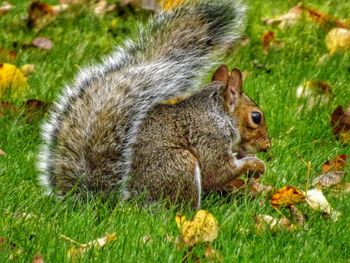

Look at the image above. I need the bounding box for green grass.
[1,0,350,262]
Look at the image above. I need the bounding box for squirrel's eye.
[251,111,262,125]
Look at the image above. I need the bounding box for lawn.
[1,0,350,262]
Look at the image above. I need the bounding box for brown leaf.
[331,105,350,144]
[261,31,275,53]
[93,0,116,16]
[0,101,18,116]
[0,2,14,15]
[289,204,306,227]
[263,3,303,29]
[325,28,350,54]
[312,171,345,188]
[249,181,274,197]
[0,48,17,61]
[322,154,348,173]
[24,99,49,113]
[270,186,305,208]
[204,245,222,262]
[32,252,44,263]
[27,1,54,29]
[255,214,297,234]
[0,149,6,156]
[303,6,350,29]
[32,37,53,50]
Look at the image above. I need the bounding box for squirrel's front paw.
[233,156,266,177]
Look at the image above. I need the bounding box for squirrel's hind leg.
[129,148,201,208]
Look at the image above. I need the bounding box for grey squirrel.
[38,0,271,208]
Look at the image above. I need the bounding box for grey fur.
[38,0,246,198]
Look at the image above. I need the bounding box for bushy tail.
[38,0,246,197]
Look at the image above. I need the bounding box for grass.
[1,0,350,262]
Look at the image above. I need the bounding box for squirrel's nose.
[261,141,271,152]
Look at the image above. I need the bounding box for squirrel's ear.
[228,68,243,95]
[223,68,243,111]
[212,64,229,83]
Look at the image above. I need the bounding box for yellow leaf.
[326,27,350,54]
[160,0,184,11]
[0,63,27,98]
[176,210,218,246]
[270,186,305,208]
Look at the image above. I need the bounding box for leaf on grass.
[312,171,345,188]
[27,1,68,29]
[0,2,14,15]
[325,27,350,54]
[263,3,303,29]
[305,188,341,220]
[334,182,350,193]
[303,6,350,29]
[289,204,306,227]
[176,210,218,247]
[204,245,222,262]
[93,0,116,16]
[0,63,27,98]
[249,181,274,197]
[32,252,45,263]
[270,186,305,208]
[331,105,350,144]
[0,149,6,156]
[65,233,117,259]
[32,37,53,50]
[296,80,331,108]
[322,154,348,173]
[255,214,297,233]
[20,64,36,76]
[0,48,17,61]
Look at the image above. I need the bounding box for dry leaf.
[27,2,67,29]
[93,0,116,16]
[270,186,305,208]
[20,64,36,76]
[65,233,117,259]
[322,154,347,173]
[261,31,275,53]
[176,210,219,247]
[255,214,297,233]
[0,48,16,61]
[32,37,53,50]
[32,252,44,263]
[303,6,349,29]
[0,2,14,15]
[296,80,331,108]
[0,63,27,98]
[263,3,303,29]
[0,149,6,156]
[249,181,274,197]
[204,245,222,262]
[289,204,306,227]
[312,171,345,188]
[331,105,350,144]
[305,188,340,220]
[334,182,350,193]
[326,27,350,54]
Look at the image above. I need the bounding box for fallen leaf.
[325,27,350,54]
[270,186,305,208]
[0,48,17,61]
[20,64,36,76]
[204,245,222,262]
[249,181,274,197]
[303,6,350,29]
[0,149,6,156]
[255,214,297,233]
[296,80,331,108]
[261,31,275,53]
[312,171,345,188]
[263,3,303,29]
[64,233,117,259]
[0,63,27,98]
[331,105,350,144]
[32,252,44,263]
[32,37,53,50]
[176,210,219,247]
[322,154,348,173]
[0,1,14,15]
[289,204,306,227]
[93,0,116,16]
[305,188,340,220]
[334,182,350,193]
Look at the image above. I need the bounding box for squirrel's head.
[212,65,271,155]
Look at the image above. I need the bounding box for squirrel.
[38,0,271,208]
